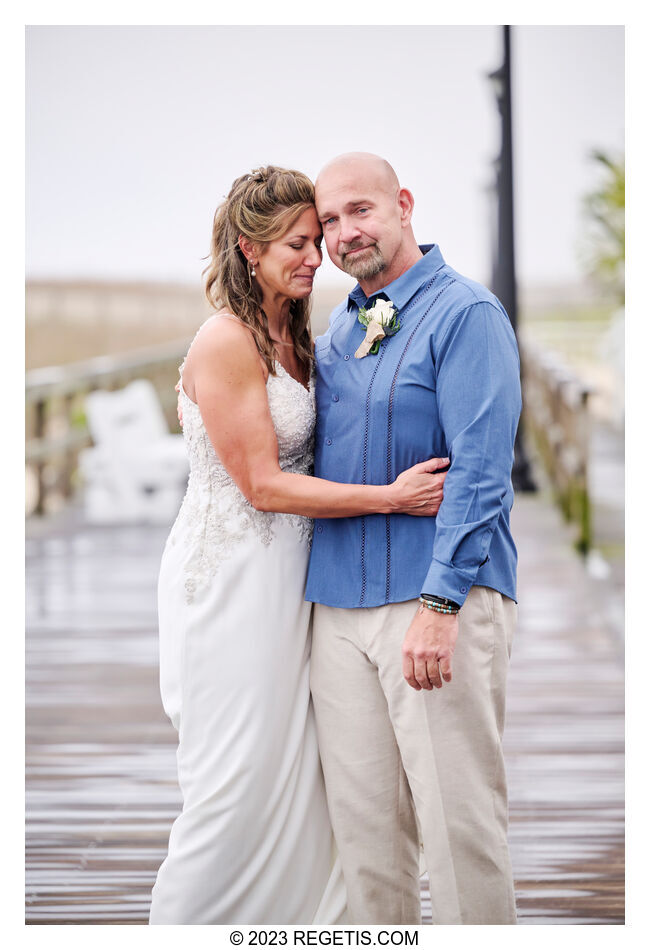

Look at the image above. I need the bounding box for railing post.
[62,392,76,499]
[576,387,592,555]
[34,398,46,516]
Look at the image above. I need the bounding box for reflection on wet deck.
[26,495,624,924]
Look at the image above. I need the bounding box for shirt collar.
[346,244,445,312]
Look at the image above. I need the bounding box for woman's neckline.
[272,360,312,394]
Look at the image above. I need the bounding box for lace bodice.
[167,361,316,603]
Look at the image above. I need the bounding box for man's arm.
[402,299,521,690]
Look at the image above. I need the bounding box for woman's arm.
[185,319,447,519]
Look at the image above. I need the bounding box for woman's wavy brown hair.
[203,165,317,375]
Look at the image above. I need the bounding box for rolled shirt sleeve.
[421,301,522,606]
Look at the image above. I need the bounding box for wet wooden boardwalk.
[25,494,624,925]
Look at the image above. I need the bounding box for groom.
[306,153,521,925]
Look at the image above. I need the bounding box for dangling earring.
[249,259,256,278]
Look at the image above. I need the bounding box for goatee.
[339,243,386,280]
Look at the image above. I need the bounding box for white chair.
[78,379,189,524]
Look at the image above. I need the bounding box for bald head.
[316,152,400,197]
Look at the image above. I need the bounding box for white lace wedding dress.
[149,357,346,925]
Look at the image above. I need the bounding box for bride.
[149,166,448,924]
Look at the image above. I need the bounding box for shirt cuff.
[421,558,477,608]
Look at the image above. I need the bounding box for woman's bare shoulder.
[196,309,254,346]
[185,310,265,384]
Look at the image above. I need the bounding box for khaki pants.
[310,586,517,925]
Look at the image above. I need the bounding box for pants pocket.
[478,584,496,625]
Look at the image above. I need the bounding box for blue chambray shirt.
[304,245,521,609]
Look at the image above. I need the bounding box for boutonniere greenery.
[354,298,401,358]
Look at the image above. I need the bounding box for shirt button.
[332,394,339,402]
[317,525,323,533]
[344,354,350,361]
[460,586,467,594]
[326,439,332,445]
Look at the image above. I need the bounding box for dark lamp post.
[489,25,536,492]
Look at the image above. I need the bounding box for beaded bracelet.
[421,592,461,609]
[418,596,459,615]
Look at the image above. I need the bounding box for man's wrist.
[419,593,460,615]
[420,593,461,610]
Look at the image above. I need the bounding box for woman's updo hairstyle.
[204,165,317,374]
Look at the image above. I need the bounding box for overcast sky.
[26,25,623,288]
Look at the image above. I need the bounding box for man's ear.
[397,188,415,227]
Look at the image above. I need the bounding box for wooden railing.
[25,338,191,516]
[519,338,592,553]
[27,335,595,549]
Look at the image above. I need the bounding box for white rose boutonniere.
[354,298,401,358]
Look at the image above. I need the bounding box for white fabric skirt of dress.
[149,365,346,924]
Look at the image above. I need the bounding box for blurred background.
[26,25,624,543]
[25,25,625,925]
